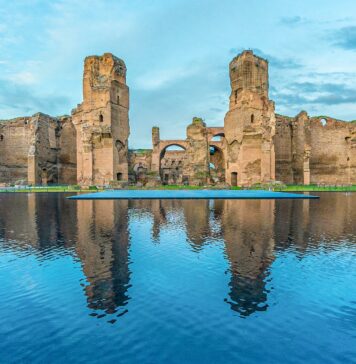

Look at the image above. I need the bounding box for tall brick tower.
[72,53,130,185]
[224,50,275,186]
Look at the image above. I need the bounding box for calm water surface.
[0,193,355,364]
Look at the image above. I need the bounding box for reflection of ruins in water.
[76,199,131,314]
[0,193,355,318]
[141,198,275,317]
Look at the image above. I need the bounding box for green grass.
[279,184,356,192]
[0,185,102,193]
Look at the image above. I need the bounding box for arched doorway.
[41,168,48,185]
[231,172,238,186]
[209,145,225,183]
[160,144,186,185]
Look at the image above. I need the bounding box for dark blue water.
[0,193,355,364]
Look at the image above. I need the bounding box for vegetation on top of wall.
[192,117,204,125]
[313,115,329,119]
[129,149,152,155]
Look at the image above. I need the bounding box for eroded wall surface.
[275,114,356,184]
[0,117,31,183]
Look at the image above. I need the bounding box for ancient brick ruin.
[1,50,355,186]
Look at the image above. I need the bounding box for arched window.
[251,114,254,123]
[0,134,3,141]
[320,118,327,126]
[234,90,238,104]
[117,95,120,105]
[115,140,124,152]
[99,114,104,122]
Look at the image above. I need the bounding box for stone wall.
[185,117,209,185]
[275,113,356,185]
[275,114,293,183]
[27,113,60,185]
[309,117,356,184]
[58,116,77,184]
[0,117,31,183]
[0,113,76,185]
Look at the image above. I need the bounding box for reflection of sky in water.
[0,193,355,363]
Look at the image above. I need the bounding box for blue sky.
[1,0,356,147]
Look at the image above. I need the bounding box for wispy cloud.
[6,71,37,86]
[332,26,356,50]
[279,16,309,26]
[229,48,304,70]
[272,80,356,110]
[0,78,71,118]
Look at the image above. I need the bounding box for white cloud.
[7,71,37,85]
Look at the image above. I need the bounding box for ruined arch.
[211,133,225,142]
[160,143,187,156]
[159,144,186,185]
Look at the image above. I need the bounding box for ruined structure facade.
[72,53,130,185]
[0,50,355,186]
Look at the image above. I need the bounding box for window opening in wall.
[117,172,123,181]
[0,135,3,141]
[251,114,254,123]
[211,134,223,141]
[320,118,327,126]
[234,90,238,104]
[164,174,169,184]
[117,95,120,105]
[99,114,104,122]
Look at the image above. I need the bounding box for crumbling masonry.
[1,50,355,186]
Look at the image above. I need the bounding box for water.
[0,193,355,364]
